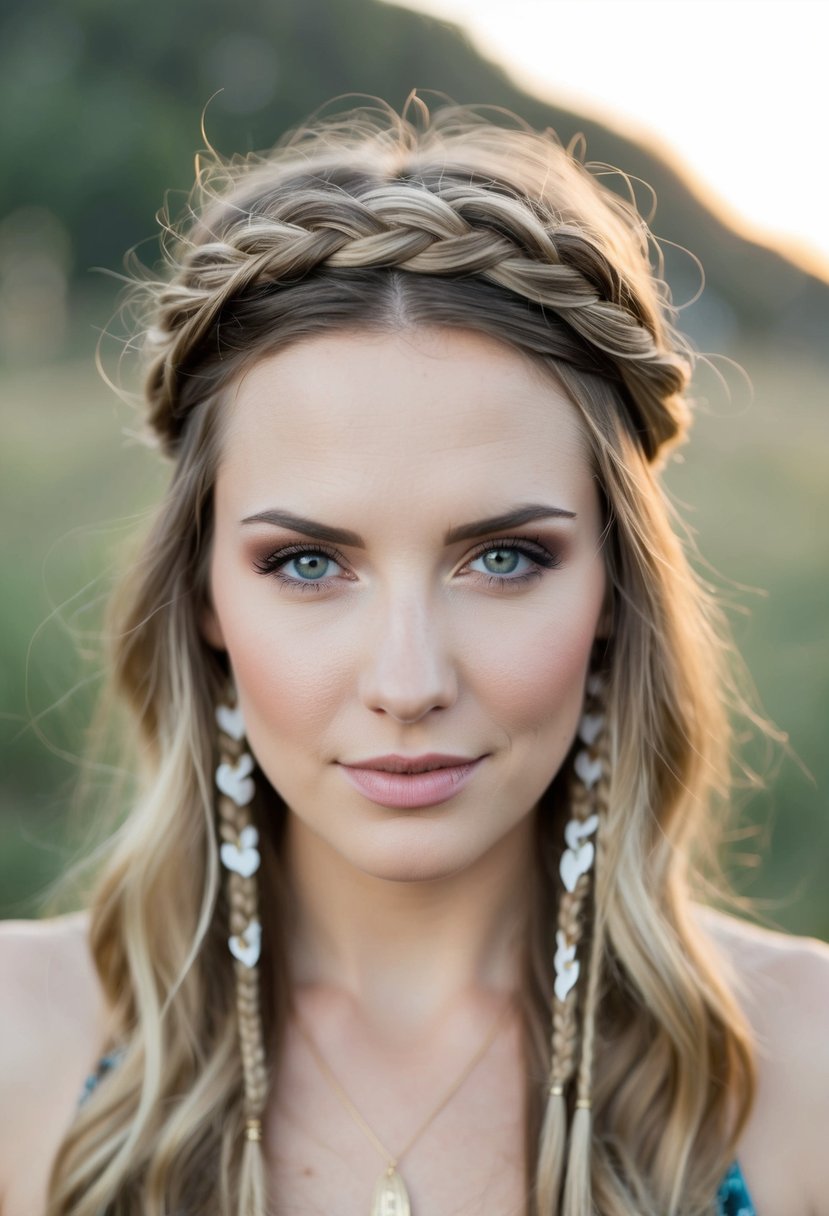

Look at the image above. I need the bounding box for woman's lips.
[337,758,485,809]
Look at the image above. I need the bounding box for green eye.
[252,544,346,592]
[465,538,562,586]
[476,548,524,575]
[291,553,333,580]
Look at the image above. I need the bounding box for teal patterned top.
[79,1053,757,1212]
[716,1161,757,1215]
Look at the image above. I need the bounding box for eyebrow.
[240,503,577,547]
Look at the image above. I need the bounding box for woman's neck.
[281,810,534,1038]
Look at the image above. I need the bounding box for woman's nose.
[358,591,458,724]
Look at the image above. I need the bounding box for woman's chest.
[266,1100,527,1216]
[264,1023,528,1216]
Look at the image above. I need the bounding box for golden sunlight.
[386,0,829,280]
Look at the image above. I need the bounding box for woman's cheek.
[226,617,345,743]
[458,576,603,729]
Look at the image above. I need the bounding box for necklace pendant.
[371,1166,411,1216]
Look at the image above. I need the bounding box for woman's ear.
[595,585,614,641]
[200,601,227,651]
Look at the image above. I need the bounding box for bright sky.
[386,0,829,280]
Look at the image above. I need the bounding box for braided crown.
[139,105,693,462]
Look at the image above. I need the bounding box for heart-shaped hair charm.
[220,825,261,878]
[574,748,602,790]
[578,712,604,746]
[216,752,255,807]
[554,959,580,1002]
[564,814,599,852]
[216,702,246,742]
[228,918,261,968]
[554,930,580,1001]
[560,842,595,893]
[586,672,605,698]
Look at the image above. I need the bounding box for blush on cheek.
[508,671,585,776]
[232,648,321,726]
[222,620,351,772]
[472,605,597,730]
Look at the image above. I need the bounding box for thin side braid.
[562,723,611,1216]
[535,676,606,1215]
[549,783,594,1086]
[215,721,268,1214]
[574,725,611,1108]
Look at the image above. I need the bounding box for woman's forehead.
[217,327,593,505]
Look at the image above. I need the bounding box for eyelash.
[252,535,563,593]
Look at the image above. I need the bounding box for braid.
[215,708,268,1216]
[562,720,611,1216]
[549,770,597,1091]
[574,723,611,1107]
[143,164,691,462]
[535,673,607,1216]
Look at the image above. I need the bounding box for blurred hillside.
[1,0,827,935]
[3,0,829,359]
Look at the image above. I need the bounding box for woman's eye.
[468,546,535,578]
[282,552,340,581]
[252,545,346,591]
[464,540,560,588]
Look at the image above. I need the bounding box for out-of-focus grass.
[663,341,828,938]
[1,355,165,916]
[1,340,827,938]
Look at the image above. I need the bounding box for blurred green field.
[1,334,827,939]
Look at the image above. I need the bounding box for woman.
[0,98,826,1216]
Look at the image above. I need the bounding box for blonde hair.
[47,96,757,1216]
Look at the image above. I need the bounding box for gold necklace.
[294,995,514,1216]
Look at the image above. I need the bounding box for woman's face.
[204,327,609,882]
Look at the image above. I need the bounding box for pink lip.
[342,752,480,773]
[338,755,486,809]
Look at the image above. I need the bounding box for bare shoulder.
[693,903,829,1023]
[694,901,829,963]
[693,903,829,1067]
[0,910,102,1026]
[0,912,111,1207]
[693,905,829,1211]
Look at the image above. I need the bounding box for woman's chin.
[335,814,512,886]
